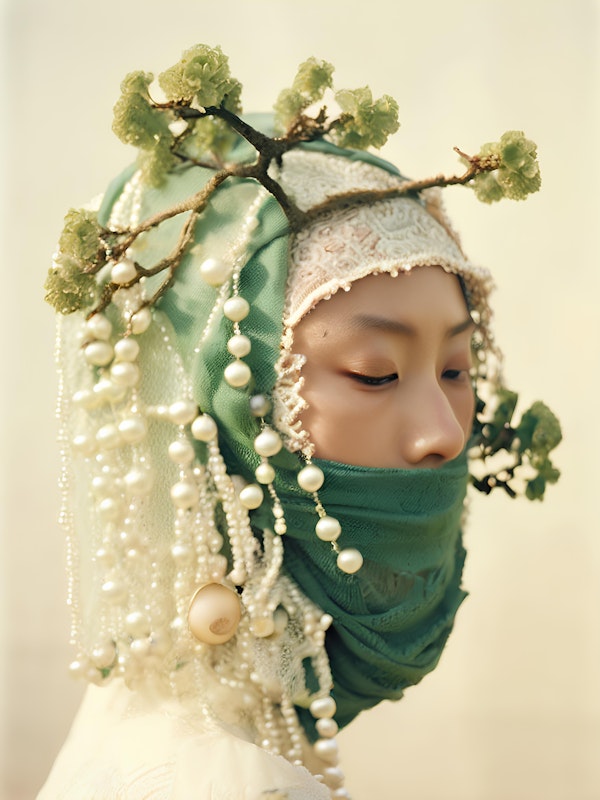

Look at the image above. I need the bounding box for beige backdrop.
[2,0,599,798]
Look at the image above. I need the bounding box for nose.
[399,379,467,468]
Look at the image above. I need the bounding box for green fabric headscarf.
[99,136,472,737]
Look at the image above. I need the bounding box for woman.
[39,46,559,799]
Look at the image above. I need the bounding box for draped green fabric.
[98,131,470,738]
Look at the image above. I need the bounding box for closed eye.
[442,368,470,382]
[348,372,398,387]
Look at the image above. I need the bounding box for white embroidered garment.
[37,681,331,800]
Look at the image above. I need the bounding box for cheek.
[452,385,476,438]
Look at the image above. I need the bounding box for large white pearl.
[297,464,325,493]
[227,334,251,358]
[171,481,199,509]
[313,737,339,763]
[111,361,140,387]
[111,258,137,285]
[169,400,198,426]
[191,414,217,442]
[310,696,337,719]
[254,428,282,457]
[130,307,152,334]
[223,296,250,322]
[239,483,264,509]
[316,717,339,738]
[168,439,195,465]
[91,641,117,669]
[323,766,345,789]
[200,257,231,286]
[188,583,242,645]
[255,462,275,484]
[86,314,112,340]
[336,548,363,574]
[224,359,251,388]
[85,341,114,367]
[113,337,140,362]
[315,516,341,542]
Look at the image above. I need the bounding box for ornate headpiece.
[45,45,561,795]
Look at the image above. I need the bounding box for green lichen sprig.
[469,388,562,501]
[45,45,542,319]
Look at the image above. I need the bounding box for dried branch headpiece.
[43,45,562,795]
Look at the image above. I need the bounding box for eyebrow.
[350,314,476,338]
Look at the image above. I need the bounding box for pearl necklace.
[55,172,352,797]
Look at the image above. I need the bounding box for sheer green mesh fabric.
[98,140,470,737]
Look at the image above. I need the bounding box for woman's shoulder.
[36,681,330,800]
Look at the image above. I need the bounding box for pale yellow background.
[1,1,598,798]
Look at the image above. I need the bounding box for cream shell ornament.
[188,583,242,645]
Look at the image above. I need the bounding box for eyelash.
[349,372,397,386]
[350,368,471,386]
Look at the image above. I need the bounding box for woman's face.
[292,267,476,469]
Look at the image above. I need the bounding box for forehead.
[294,267,470,335]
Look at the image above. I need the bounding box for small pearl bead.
[118,416,147,444]
[168,439,195,465]
[224,360,251,388]
[320,613,334,630]
[223,296,250,322]
[310,696,337,719]
[101,579,127,603]
[125,611,150,637]
[93,379,126,403]
[313,737,339,763]
[111,258,137,284]
[249,394,272,417]
[96,423,122,449]
[130,307,152,334]
[252,615,275,638]
[130,637,151,656]
[316,516,341,542]
[227,334,251,358]
[323,766,345,789]
[86,314,112,340]
[239,483,264,509]
[171,543,193,564]
[71,389,97,409]
[91,642,116,669]
[254,428,282,457]
[191,414,217,442]
[111,361,140,387]
[85,341,114,366]
[200,257,231,286]
[316,717,339,738]
[68,659,88,679]
[124,468,153,495]
[297,464,325,493]
[255,462,275,484]
[337,548,363,574]
[169,400,198,426]
[113,337,140,362]
[97,497,123,522]
[171,481,199,509]
[72,433,96,456]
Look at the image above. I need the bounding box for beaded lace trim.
[271,151,498,453]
